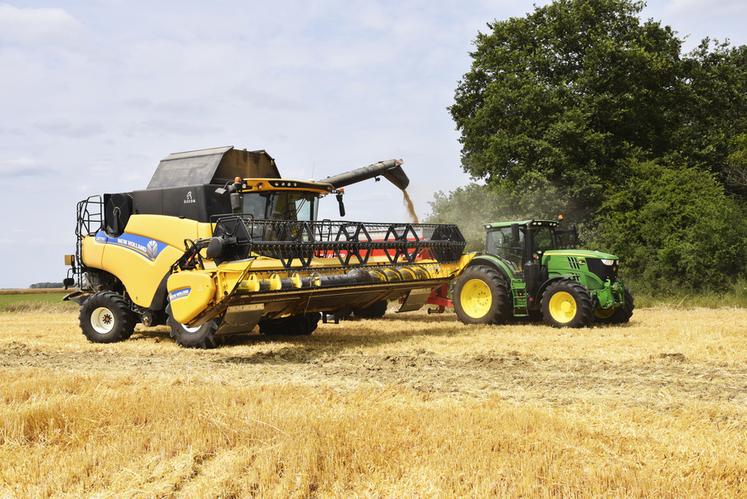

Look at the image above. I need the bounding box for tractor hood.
[542,249,619,261]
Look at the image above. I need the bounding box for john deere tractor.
[452,219,633,327]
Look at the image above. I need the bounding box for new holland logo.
[146,240,159,259]
[184,191,196,204]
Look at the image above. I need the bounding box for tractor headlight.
[600,259,616,266]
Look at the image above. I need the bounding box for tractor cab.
[484,219,578,273]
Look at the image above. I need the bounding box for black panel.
[103,193,133,236]
[129,184,232,222]
[586,258,617,282]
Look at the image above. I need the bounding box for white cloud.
[0,4,80,45]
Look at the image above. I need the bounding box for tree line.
[429,0,746,292]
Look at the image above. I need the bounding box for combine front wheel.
[453,265,511,325]
[541,280,593,328]
[168,316,220,349]
[79,291,136,343]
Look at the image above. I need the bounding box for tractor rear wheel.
[353,300,388,319]
[168,315,220,349]
[259,313,321,336]
[80,291,136,343]
[595,287,634,324]
[541,280,593,328]
[453,265,511,325]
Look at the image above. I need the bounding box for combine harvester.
[63,147,468,347]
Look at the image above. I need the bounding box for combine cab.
[64,146,467,348]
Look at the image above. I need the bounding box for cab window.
[531,226,556,256]
[486,227,524,269]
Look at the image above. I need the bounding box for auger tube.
[321,159,410,190]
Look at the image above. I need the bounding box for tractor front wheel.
[453,265,511,325]
[79,291,136,343]
[541,280,593,328]
[595,287,634,324]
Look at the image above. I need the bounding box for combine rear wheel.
[595,287,634,324]
[453,265,511,325]
[259,313,321,336]
[541,280,593,328]
[168,315,221,349]
[80,291,136,343]
[353,300,388,319]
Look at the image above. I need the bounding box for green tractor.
[452,219,633,327]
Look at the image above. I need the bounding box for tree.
[593,161,746,291]
[427,178,570,250]
[450,0,747,220]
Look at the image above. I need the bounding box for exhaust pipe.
[321,159,409,190]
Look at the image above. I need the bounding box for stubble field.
[0,306,745,497]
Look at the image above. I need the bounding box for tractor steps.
[510,279,528,317]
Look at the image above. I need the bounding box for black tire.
[353,300,388,319]
[259,313,321,336]
[79,291,136,343]
[541,279,594,328]
[453,265,512,325]
[168,315,220,349]
[595,287,634,324]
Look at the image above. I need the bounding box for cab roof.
[484,220,559,229]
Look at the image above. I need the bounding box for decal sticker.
[95,231,167,261]
[169,287,191,301]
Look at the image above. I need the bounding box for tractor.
[450,219,633,327]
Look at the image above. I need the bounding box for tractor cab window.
[530,225,556,259]
[486,227,524,270]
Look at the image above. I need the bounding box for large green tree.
[449,0,747,219]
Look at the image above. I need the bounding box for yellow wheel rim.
[548,291,577,324]
[594,307,615,319]
[460,278,492,319]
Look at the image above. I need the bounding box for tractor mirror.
[336,192,346,217]
[511,223,520,244]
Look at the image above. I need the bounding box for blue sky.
[1,0,745,287]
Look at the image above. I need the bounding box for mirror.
[230,192,242,213]
[336,192,346,217]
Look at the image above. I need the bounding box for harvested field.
[0,307,745,496]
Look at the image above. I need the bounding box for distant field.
[0,307,745,496]
[0,292,73,311]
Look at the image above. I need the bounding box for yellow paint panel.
[81,236,104,268]
[167,271,216,324]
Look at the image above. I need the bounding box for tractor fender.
[465,255,515,286]
[536,277,572,301]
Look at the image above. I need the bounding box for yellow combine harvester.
[63,146,468,348]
